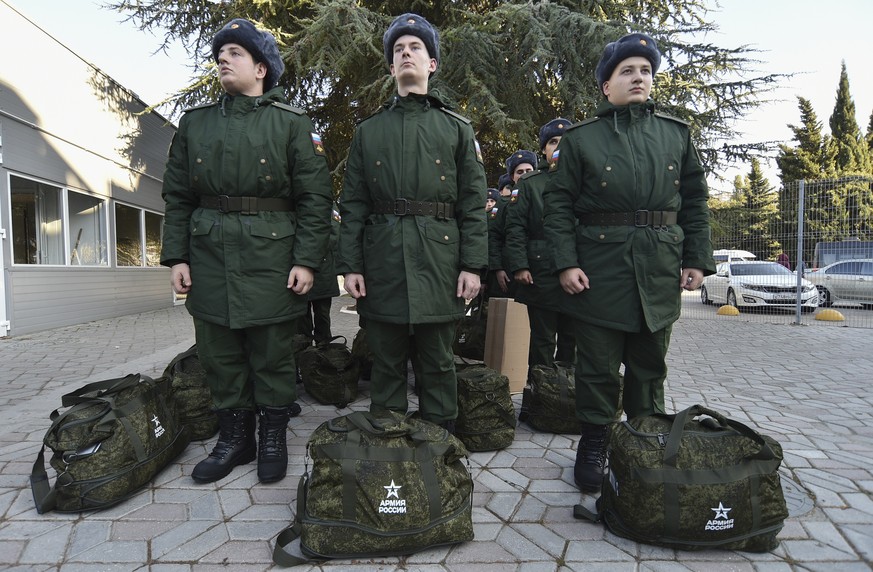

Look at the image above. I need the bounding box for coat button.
[668,165,674,171]
[440,176,446,181]
[260,158,266,164]
[599,234,605,240]
[674,179,680,186]
[272,232,277,237]
[435,159,441,165]
[193,176,198,182]
[372,178,377,183]
[265,175,272,181]
[196,158,202,164]
[606,166,612,171]
[193,227,198,232]
[444,235,449,241]
[376,160,381,166]
[601,181,607,188]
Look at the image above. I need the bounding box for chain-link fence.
[681,176,873,328]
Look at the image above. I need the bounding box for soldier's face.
[390,35,436,83]
[485,198,496,211]
[500,185,512,197]
[544,136,562,165]
[603,56,652,105]
[217,43,267,96]
[512,163,534,182]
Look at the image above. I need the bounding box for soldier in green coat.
[161,19,332,484]
[298,205,341,345]
[337,13,488,427]
[543,33,716,491]
[505,119,576,378]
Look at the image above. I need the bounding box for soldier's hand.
[344,273,367,299]
[681,267,704,291]
[288,265,315,295]
[496,270,510,292]
[515,269,533,285]
[171,263,191,294]
[559,267,589,295]
[457,271,481,300]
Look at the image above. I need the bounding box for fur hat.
[212,18,285,91]
[497,173,513,192]
[383,13,440,67]
[595,32,661,94]
[486,188,500,201]
[538,118,572,151]
[505,150,537,176]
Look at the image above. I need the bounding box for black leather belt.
[373,198,455,219]
[199,195,294,214]
[580,210,677,227]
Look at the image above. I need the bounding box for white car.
[700,260,818,312]
[803,259,873,309]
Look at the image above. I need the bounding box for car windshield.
[730,263,792,276]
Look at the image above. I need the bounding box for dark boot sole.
[191,449,256,484]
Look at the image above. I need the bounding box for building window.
[68,190,108,266]
[10,175,64,264]
[145,211,163,267]
[114,204,163,267]
[115,203,142,266]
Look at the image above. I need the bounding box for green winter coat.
[543,99,716,333]
[504,164,564,311]
[160,88,333,329]
[306,207,341,302]
[337,93,488,324]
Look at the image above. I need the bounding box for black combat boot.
[192,409,256,483]
[574,422,609,492]
[256,404,299,483]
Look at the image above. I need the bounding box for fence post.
[794,179,806,325]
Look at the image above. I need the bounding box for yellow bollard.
[815,309,845,321]
[716,305,740,316]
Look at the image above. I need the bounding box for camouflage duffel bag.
[519,361,579,434]
[455,362,516,451]
[272,411,474,565]
[298,336,360,407]
[30,373,190,513]
[162,344,218,441]
[575,404,788,552]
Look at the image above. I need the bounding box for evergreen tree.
[109,0,785,185]
[735,159,780,258]
[828,62,872,174]
[866,109,873,155]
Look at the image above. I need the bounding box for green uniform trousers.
[526,306,577,377]
[298,298,333,344]
[366,319,457,424]
[193,318,298,409]
[572,320,671,425]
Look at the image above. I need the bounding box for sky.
[8,0,873,194]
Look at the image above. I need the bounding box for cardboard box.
[483,297,530,393]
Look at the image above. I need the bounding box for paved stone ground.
[0,298,871,570]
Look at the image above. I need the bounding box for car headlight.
[802,284,815,293]
[740,283,767,292]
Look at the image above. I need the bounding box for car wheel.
[700,285,711,305]
[801,306,815,314]
[727,289,739,310]
[817,286,833,307]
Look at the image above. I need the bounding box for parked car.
[803,259,873,309]
[700,261,818,312]
[712,249,757,263]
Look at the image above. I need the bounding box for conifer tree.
[735,159,780,258]
[828,62,872,174]
[109,0,785,184]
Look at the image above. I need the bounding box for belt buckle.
[634,209,650,227]
[393,198,409,216]
[217,195,230,213]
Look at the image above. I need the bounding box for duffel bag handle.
[664,404,777,467]
[60,373,144,407]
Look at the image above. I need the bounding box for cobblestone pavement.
[0,298,871,570]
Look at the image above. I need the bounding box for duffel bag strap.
[664,404,778,468]
[271,475,315,567]
[30,444,58,514]
[60,373,143,407]
[573,496,603,523]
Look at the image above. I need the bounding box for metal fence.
[680,176,873,329]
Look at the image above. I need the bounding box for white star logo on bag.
[711,502,731,520]
[384,480,402,498]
